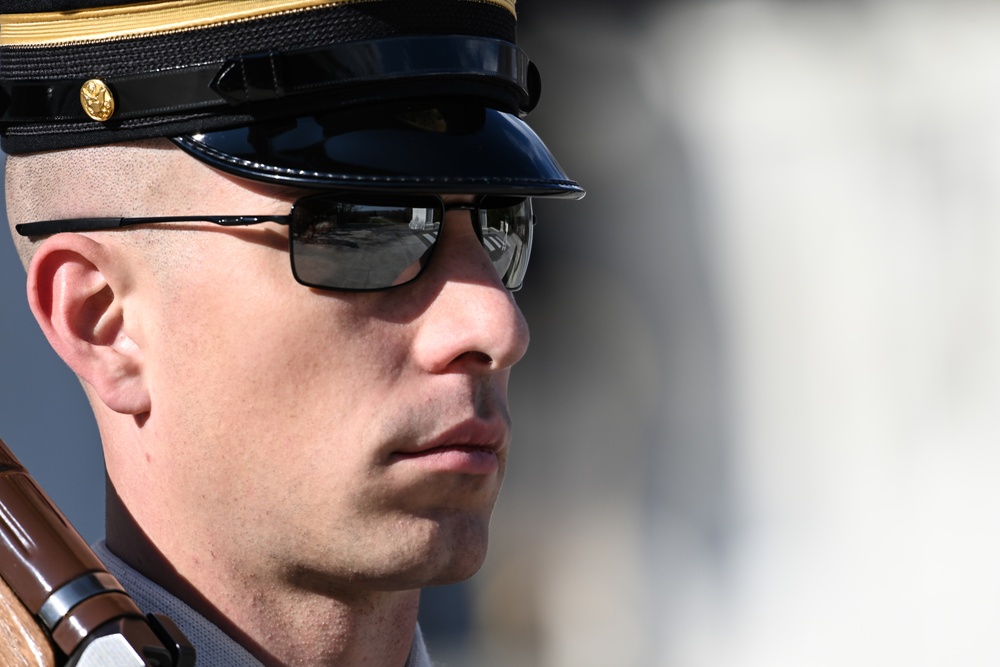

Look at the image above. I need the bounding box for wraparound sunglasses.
[15,193,534,292]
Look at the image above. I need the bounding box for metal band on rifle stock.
[0,438,194,665]
[38,572,126,631]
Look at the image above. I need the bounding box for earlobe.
[26,234,150,416]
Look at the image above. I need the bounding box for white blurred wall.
[642,2,1000,665]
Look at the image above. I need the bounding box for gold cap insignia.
[80,79,114,121]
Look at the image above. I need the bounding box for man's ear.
[26,234,150,416]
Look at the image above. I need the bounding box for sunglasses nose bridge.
[442,203,484,244]
[432,208,508,288]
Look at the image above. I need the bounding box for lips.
[389,421,507,475]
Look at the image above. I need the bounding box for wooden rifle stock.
[0,568,54,666]
[0,438,194,666]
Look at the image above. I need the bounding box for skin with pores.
[6,139,529,666]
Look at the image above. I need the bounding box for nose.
[409,211,530,374]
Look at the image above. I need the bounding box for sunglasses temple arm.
[15,218,134,236]
[205,215,292,227]
[16,215,292,237]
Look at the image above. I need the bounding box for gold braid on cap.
[0,0,517,47]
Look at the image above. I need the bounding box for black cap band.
[0,36,537,125]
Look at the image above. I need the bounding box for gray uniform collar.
[92,540,431,667]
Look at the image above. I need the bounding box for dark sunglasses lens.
[290,196,443,290]
[479,197,533,291]
[290,195,534,291]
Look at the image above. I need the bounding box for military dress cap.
[0,0,583,197]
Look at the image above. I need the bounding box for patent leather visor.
[172,102,585,198]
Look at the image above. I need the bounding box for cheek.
[145,244,414,453]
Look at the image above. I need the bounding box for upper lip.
[396,420,508,456]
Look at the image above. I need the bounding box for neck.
[105,480,420,666]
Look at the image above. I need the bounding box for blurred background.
[6,0,1000,664]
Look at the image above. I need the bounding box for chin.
[342,505,492,592]
[288,502,498,594]
[404,506,495,585]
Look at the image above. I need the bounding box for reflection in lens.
[480,197,533,290]
[289,194,533,291]
[292,199,442,290]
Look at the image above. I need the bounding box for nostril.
[457,351,493,366]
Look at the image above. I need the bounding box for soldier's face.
[121,148,530,590]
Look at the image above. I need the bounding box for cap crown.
[0,0,525,152]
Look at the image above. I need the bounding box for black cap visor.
[172,101,584,198]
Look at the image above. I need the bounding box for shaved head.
[4,139,302,285]
[6,139,179,267]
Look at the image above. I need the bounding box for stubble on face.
[113,167,522,599]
